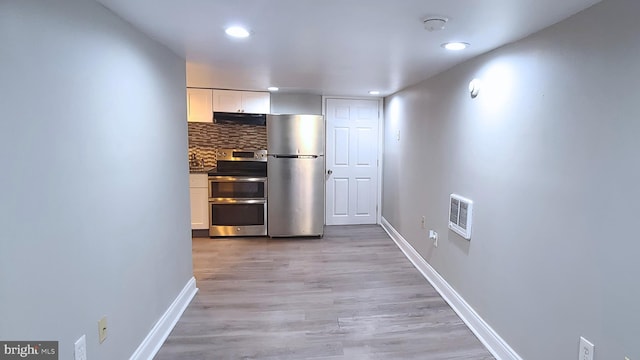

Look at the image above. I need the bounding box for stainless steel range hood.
[213,112,267,126]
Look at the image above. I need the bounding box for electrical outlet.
[429,230,438,247]
[98,316,108,343]
[74,335,87,360]
[579,337,594,360]
[421,216,426,229]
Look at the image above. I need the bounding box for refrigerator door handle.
[272,155,319,159]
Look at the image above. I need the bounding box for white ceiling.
[96,0,600,97]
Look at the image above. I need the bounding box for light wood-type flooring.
[154,225,494,360]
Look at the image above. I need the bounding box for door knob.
[327,169,333,175]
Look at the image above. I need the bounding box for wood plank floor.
[154,225,494,360]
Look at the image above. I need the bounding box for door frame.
[322,96,384,225]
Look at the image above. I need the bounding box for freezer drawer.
[267,156,324,237]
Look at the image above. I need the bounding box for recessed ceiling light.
[225,26,250,38]
[369,90,380,95]
[268,87,279,91]
[442,42,469,51]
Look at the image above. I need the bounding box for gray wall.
[270,93,323,115]
[382,0,639,359]
[0,1,193,359]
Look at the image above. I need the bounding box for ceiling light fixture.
[423,17,448,32]
[369,90,380,95]
[225,26,250,38]
[268,87,279,91]
[442,42,469,51]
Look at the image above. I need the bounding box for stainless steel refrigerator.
[267,114,325,237]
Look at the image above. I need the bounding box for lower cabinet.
[189,174,209,230]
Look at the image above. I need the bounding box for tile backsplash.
[188,122,267,167]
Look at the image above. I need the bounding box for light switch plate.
[98,316,108,343]
[579,336,594,360]
[74,335,87,360]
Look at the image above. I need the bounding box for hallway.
[155,225,493,359]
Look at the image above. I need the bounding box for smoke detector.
[423,17,448,32]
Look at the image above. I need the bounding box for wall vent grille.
[449,194,473,240]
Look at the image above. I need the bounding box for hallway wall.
[0,1,193,358]
[382,0,640,358]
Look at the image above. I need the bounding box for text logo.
[0,342,58,359]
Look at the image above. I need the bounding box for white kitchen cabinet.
[241,91,271,113]
[186,88,213,122]
[212,90,270,114]
[212,90,242,113]
[189,174,209,230]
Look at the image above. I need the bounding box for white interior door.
[325,98,380,225]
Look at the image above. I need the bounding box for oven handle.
[209,176,267,182]
[209,198,267,205]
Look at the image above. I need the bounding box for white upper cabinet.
[241,91,270,113]
[213,90,270,114]
[213,90,243,113]
[186,88,213,122]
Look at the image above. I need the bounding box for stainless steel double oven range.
[208,149,267,237]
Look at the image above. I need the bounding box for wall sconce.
[469,78,482,98]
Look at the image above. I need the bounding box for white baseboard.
[380,218,522,360]
[130,277,198,360]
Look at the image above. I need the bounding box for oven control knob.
[237,227,241,232]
